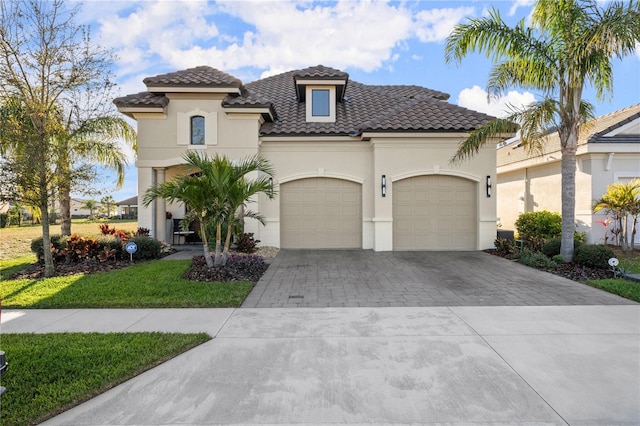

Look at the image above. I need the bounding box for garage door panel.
[394,175,477,250]
[281,178,362,249]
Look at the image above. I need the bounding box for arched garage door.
[393,175,477,250]
[280,178,362,249]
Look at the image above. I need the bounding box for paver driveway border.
[243,250,635,308]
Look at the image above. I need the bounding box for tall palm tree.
[445,0,640,261]
[142,152,276,268]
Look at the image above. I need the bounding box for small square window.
[311,89,330,117]
[190,116,205,145]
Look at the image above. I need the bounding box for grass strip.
[0,255,35,280]
[0,332,210,425]
[1,260,254,308]
[586,278,640,303]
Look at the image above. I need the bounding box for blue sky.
[74,0,640,202]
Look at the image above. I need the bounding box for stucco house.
[116,196,138,219]
[497,103,640,245]
[114,65,507,251]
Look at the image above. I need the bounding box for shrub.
[574,244,615,270]
[541,238,562,258]
[515,211,562,245]
[0,213,8,228]
[235,233,260,254]
[518,251,558,269]
[128,236,162,260]
[494,237,517,257]
[186,254,268,282]
[31,235,66,263]
[64,235,101,262]
[552,255,565,264]
[99,223,116,235]
[96,236,125,260]
[136,227,150,236]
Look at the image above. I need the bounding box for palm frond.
[450,118,519,164]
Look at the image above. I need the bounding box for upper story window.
[311,89,330,117]
[178,109,217,147]
[190,115,205,145]
[306,86,335,123]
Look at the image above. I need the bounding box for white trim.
[392,169,482,183]
[118,107,165,114]
[604,117,640,136]
[306,85,335,123]
[177,109,218,146]
[296,79,346,86]
[279,172,365,184]
[145,86,241,94]
[614,171,640,181]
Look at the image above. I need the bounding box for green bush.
[574,244,615,270]
[31,235,66,263]
[541,238,562,257]
[128,236,162,260]
[96,236,125,260]
[552,254,565,264]
[494,237,517,257]
[518,251,558,269]
[515,211,562,245]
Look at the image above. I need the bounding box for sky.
[72,0,640,202]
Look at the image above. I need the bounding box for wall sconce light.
[268,177,274,196]
[381,175,386,197]
[486,175,492,198]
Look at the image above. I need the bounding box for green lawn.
[0,332,210,425]
[586,278,640,303]
[1,259,254,308]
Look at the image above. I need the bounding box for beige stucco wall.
[133,95,499,250]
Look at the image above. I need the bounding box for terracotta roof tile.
[292,65,349,80]
[113,92,168,108]
[143,66,242,89]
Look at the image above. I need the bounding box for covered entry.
[393,175,477,250]
[280,178,362,249]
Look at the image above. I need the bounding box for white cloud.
[456,85,536,118]
[413,7,474,42]
[508,0,535,17]
[84,0,478,82]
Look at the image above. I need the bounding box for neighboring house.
[114,65,509,250]
[116,196,138,219]
[497,103,640,245]
[70,198,100,218]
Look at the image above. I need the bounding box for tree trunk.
[559,144,577,262]
[199,221,214,268]
[213,222,223,267]
[40,196,55,278]
[631,215,637,249]
[221,224,233,266]
[60,180,71,236]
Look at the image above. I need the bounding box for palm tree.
[142,152,275,268]
[100,195,116,218]
[58,116,136,235]
[221,157,276,264]
[594,180,640,252]
[445,0,640,261]
[82,199,98,218]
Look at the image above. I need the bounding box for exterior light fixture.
[381,175,386,197]
[486,175,492,198]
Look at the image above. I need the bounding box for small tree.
[82,199,98,218]
[594,180,640,252]
[100,195,116,218]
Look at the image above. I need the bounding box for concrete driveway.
[243,250,634,307]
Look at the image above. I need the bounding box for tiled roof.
[497,103,640,166]
[143,66,242,89]
[292,65,349,80]
[115,65,498,136]
[116,196,138,205]
[113,92,168,109]
[241,70,494,136]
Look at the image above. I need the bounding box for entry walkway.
[243,250,634,307]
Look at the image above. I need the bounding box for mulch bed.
[484,249,614,283]
[10,259,148,280]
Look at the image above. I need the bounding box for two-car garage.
[279,175,478,250]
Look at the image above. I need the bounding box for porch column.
[154,167,167,243]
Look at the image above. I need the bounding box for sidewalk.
[3,305,639,425]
